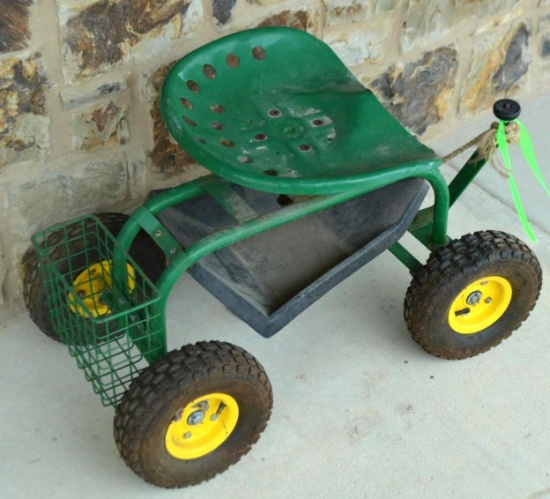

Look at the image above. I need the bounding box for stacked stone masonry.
[0,0,549,307]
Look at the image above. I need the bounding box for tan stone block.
[460,24,530,116]
[0,53,50,167]
[324,0,371,26]
[369,46,458,135]
[60,75,128,109]
[375,0,401,14]
[59,76,128,109]
[144,63,201,176]
[324,19,392,67]
[58,0,202,83]
[402,0,519,51]
[0,256,5,306]
[256,9,315,31]
[539,13,550,32]
[127,156,149,200]
[71,102,129,152]
[0,0,32,53]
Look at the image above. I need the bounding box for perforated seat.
[161,27,442,195]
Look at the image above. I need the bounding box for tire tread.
[404,231,542,359]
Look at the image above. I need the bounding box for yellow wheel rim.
[68,260,135,318]
[165,393,239,460]
[448,276,512,334]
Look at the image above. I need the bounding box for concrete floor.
[2,93,550,499]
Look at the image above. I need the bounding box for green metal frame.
[388,149,489,273]
[31,26,500,406]
[111,145,490,368]
[31,142,492,406]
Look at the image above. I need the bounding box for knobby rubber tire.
[23,212,166,343]
[114,341,273,488]
[404,231,542,359]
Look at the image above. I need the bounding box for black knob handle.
[493,99,521,121]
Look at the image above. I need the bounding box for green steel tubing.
[111,178,213,361]
[388,243,422,275]
[448,150,488,208]
[111,166,451,362]
[389,171,450,273]
[113,176,209,276]
[419,169,450,247]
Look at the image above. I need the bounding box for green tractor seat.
[160,27,442,195]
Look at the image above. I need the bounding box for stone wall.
[1,0,549,308]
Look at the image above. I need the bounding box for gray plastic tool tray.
[152,178,428,337]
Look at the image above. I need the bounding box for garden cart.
[24,27,542,488]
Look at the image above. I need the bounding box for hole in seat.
[268,109,282,118]
[210,122,225,130]
[226,53,240,68]
[299,144,312,152]
[312,119,325,127]
[187,80,200,93]
[211,104,225,113]
[254,133,267,141]
[203,64,217,79]
[220,139,235,147]
[183,116,197,127]
[180,97,193,110]
[195,136,206,144]
[238,156,252,163]
[263,169,278,176]
[252,46,266,60]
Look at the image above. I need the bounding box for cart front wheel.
[114,341,273,488]
[404,231,541,359]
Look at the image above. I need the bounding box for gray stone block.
[460,24,530,115]
[213,0,237,25]
[402,0,519,51]
[4,153,128,234]
[59,76,128,109]
[369,46,458,135]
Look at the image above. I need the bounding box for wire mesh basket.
[32,215,163,407]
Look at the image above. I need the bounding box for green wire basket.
[32,215,163,406]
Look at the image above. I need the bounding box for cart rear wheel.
[23,212,165,342]
[114,341,272,488]
[404,231,541,359]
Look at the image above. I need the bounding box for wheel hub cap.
[68,260,135,318]
[187,410,206,425]
[448,276,512,334]
[165,393,239,460]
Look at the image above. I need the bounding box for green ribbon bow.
[496,120,550,242]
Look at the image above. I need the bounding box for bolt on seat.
[161,27,442,196]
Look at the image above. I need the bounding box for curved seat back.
[161,27,440,194]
